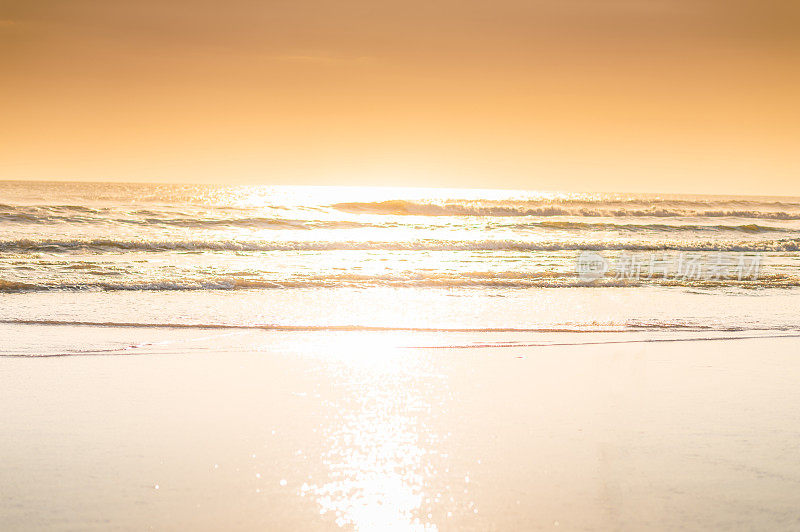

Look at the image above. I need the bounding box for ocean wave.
[332,200,800,219]
[2,237,800,253]
[520,221,794,234]
[0,210,372,230]
[0,279,39,291]
[5,199,800,227]
[1,271,797,292]
[4,209,797,235]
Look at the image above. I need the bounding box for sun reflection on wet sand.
[302,335,464,530]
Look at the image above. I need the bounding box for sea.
[1,180,799,356]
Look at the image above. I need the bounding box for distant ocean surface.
[1,181,799,354]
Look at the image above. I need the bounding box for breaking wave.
[0,208,371,230]
[1,270,797,292]
[2,237,800,253]
[515,221,795,233]
[332,200,800,219]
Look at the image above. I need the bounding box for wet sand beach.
[3,326,800,530]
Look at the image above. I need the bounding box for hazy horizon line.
[1,178,798,200]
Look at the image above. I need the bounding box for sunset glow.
[2,1,799,193]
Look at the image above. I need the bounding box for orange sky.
[1,1,798,194]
